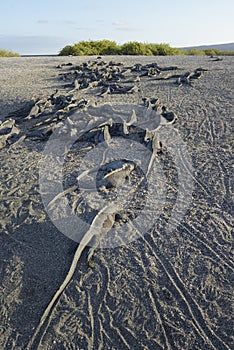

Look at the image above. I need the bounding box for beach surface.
[0,56,233,350]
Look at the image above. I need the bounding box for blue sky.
[0,0,233,54]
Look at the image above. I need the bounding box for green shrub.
[220,50,234,56]
[146,43,185,56]
[59,45,76,56]
[203,48,221,56]
[96,40,120,55]
[0,49,20,57]
[59,40,183,56]
[203,48,234,56]
[186,48,206,56]
[59,40,120,56]
[59,40,233,56]
[120,42,153,55]
[185,48,234,56]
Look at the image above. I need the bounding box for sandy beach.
[0,55,233,350]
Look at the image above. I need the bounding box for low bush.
[59,40,184,56]
[186,48,206,56]
[146,43,185,56]
[120,42,152,55]
[0,49,20,57]
[59,40,120,56]
[59,40,234,56]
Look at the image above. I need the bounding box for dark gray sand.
[0,56,233,350]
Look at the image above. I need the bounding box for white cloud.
[58,20,76,25]
[112,21,140,31]
[37,19,75,25]
[116,27,141,32]
[37,20,49,24]
[112,21,128,27]
[75,27,95,31]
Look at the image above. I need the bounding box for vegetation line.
[59,40,234,56]
[1,40,234,57]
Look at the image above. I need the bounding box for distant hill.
[180,43,234,51]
